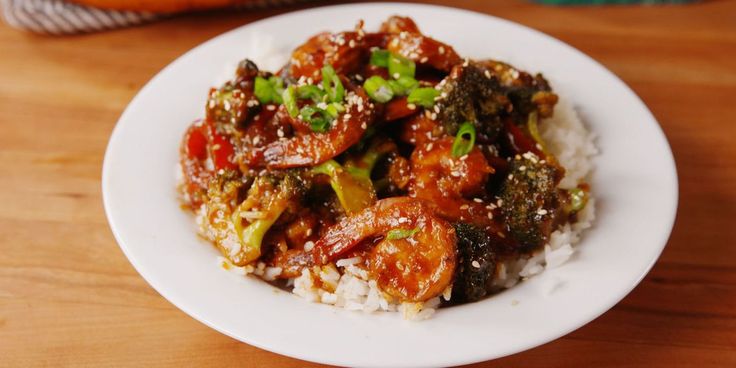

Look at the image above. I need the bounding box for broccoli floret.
[498,153,564,252]
[437,63,510,143]
[451,222,498,303]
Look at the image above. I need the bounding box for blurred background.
[1,1,734,367]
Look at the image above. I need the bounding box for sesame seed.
[348,39,356,48]
[420,56,428,63]
[537,208,548,215]
[484,70,492,79]
[392,73,400,79]
[460,204,469,210]
[438,46,445,54]
[407,103,417,110]
[266,105,275,111]
[473,198,483,203]
[472,261,481,268]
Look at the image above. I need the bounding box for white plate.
[103,3,678,367]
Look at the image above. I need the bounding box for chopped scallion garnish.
[282,85,298,118]
[254,76,284,104]
[370,49,390,68]
[451,122,476,157]
[388,53,415,79]
[300,105,332,133]
[324,102,345,118]
[388,75,419,96]
[363,76,394,103]
[568,187,588,213]
[407,87,440,108]
[321,64,344,103]
[297,85,326,102]
[386,227,420,240]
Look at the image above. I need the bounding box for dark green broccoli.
[436,63,510,143]
[206,59,261,127]
[498,153,564,252]
[451,223,499,303]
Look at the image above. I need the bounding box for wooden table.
[2,0,735,366]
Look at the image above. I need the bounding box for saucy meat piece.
[288,31,368,80]
[379,15,421,34]
[386,32,462,72]
[245,87,376,169]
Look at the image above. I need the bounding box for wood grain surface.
[1,1,735,366]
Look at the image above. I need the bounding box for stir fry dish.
[179,16,593,317]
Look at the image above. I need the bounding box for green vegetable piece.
[386,227,420,240]
[300,105,332,133]
[321,64,345,103]
[451,122,476,157]
[230,176,297,265]
[370,49,390,68]
[324,102,346,118]
[254,76,284,104]
[388,75,419,96]
[388,53,415,79]
[568,187,588,213]
[344,139,394,180]
[312,160,376,214]
[363,76,394,103]
[297,85,326,102]
[282,85,298,118]
[407,87,440,108]
[526,111,548,153]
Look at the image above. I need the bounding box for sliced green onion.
[370,49,390,68]
[526,111,547,153]
[388,75,419,96]
[297,85,326,102]
[568,187,588,213]
[321,64,345,103]
[324,102,345,118]
[407,87,440,108]
[254,76,284,104]
[282,85,298,118]
[363,76,394,103]
[312,160,376,214]
[452,122,476,157]
[300,105,332,133]
[388,53,415,79]
[386,227,419,240]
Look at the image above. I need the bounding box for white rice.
[196,44,597,319]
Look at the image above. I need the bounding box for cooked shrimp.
[312,197,456,302]
[245,87,375,169]
[386,32,462,72]
[379,16,421,34]
[288,31,368,80]
[409,137,505,234]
